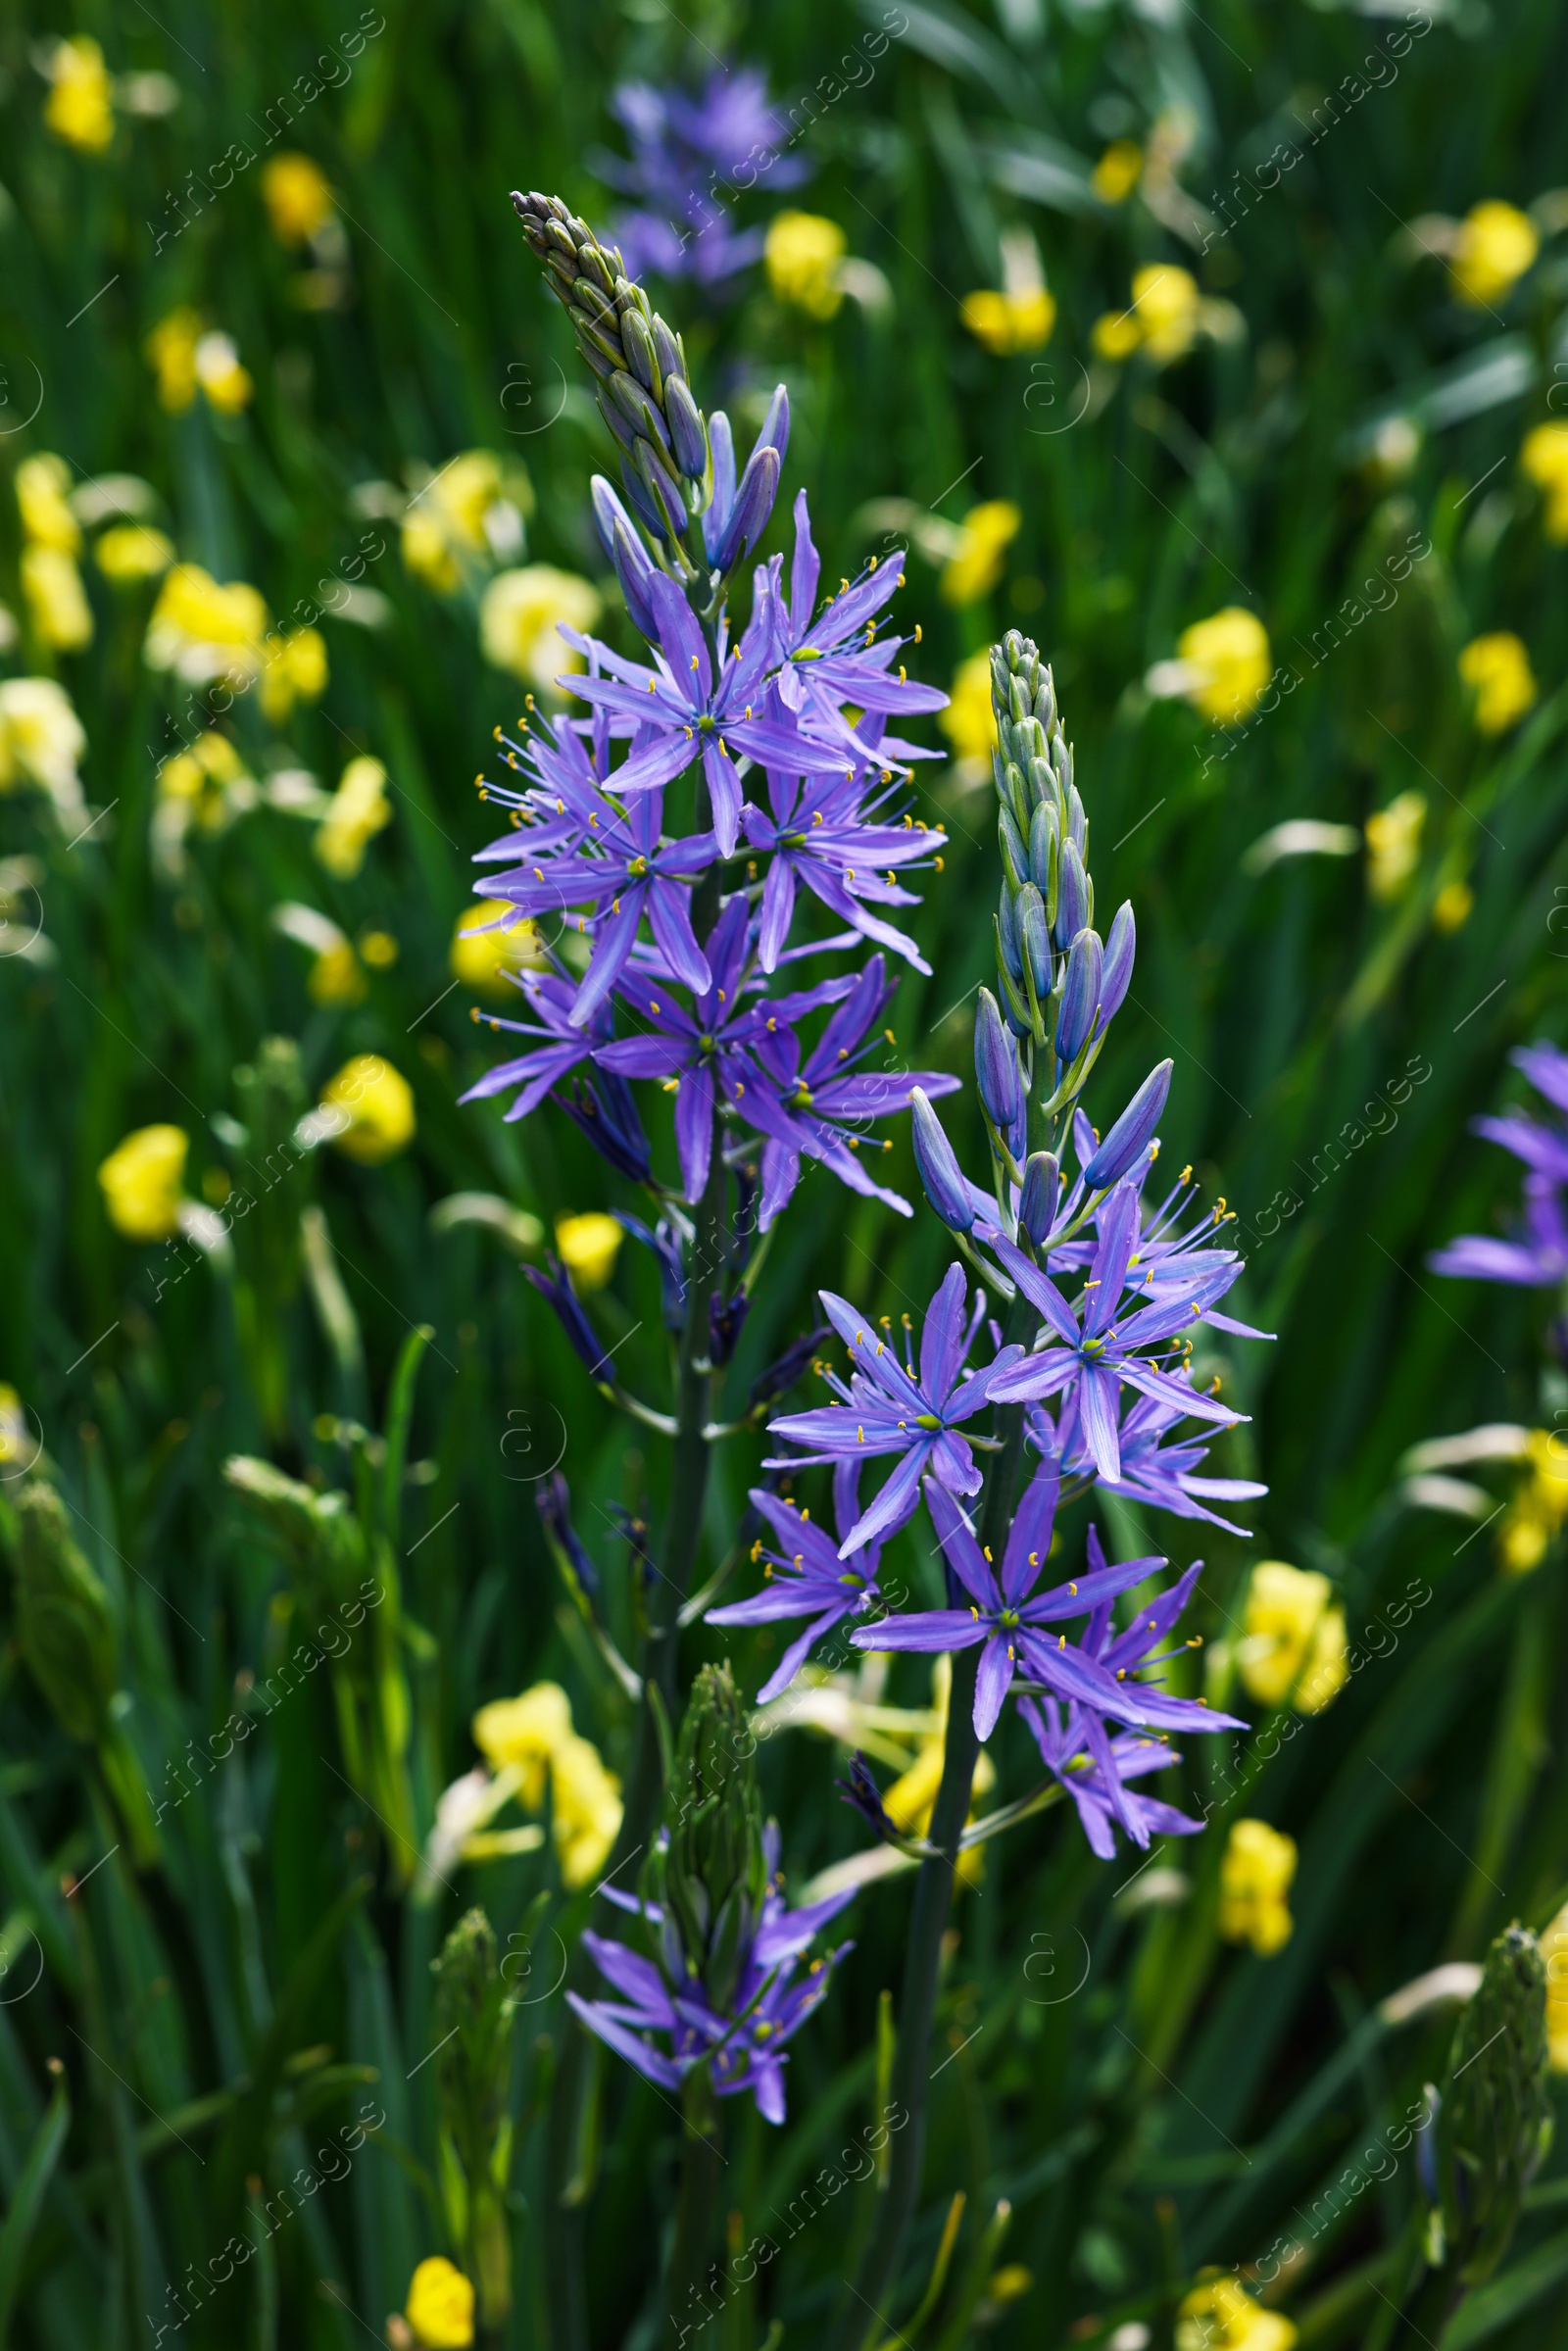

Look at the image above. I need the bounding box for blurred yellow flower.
[262,151,334,246]
[43,35,114,155]
[145,563,269,686]
[556,1211,623,1291]
[961,288,1055,356]
[1449,200,1539,308]
[765,212,848,319]
[1219,1819,1297,1956]
[1092,141,1144,204]
[21,547,93,652]
[1177,2275,1297,2351]
[1432,878,1474,932]
[315,755,391,879]
[1238,1562,1348,1715]
[0,1386,29,1471]
[1544,1899,1568,2072]
[1365,790,1425,902]
[402,451,512,593]
[1522,421,1568,541]
[474,1682,574,1805]
[16,454,81,554]
[98,1124,188,1242]
[361,929,398,968]
[471,1681,622,1886]
[960,226,1054,355]
[940,649,1000,777]
[941,502,1021,606]
[1459,631,1537,735]
[194,331,253,415]
[405,2256,474,2350]
[479,565,602,695]
[310,940,366,1006]
[260,625,328,724]
[1496,1428,1568,1573]
[1094,264,1201,366]
[319,1055,416,1164]
[153,733,257,867]
[0,676,87,811]
[1175,608,1270,725]
[451,900,545,995]
[95,524,174,583]
[146,310,202,414]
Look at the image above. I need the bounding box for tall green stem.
[667,2070,723,2347]
[827,1309,1034,2351]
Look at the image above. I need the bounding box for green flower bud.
[10,1483,117,1744]
[662,1663,765,2013]
[1437,1923,1552,2286]
[432,1907,514,2327]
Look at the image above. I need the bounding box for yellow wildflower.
[1459,631,1537,735]
[1521,421,1568,542]
[960,226,1055,355]
[473,1683,574,1807]
[1432,878,1474,932]
[16,454,81,554]
[479,565,602,696]
[21,548,92,653]
[1365,791,1425,902]
[315,755,391,879]
[151,731,257,870]
[310,942,364,1006]
[194,331,253,415]
[1092,141,1144,204]
[0,1386,29,1471]
[259,626,328,725]
[43,36,115,155]
[1496,1429,1568,1573]
[451,901,545,995]
[1449,200,1539,308]
[405,2256,475,2350]
[262,151,334,246]
[95,524,174,583]
[145,563,268,686]
[1177,2274,1297,2351]
[1093,264,1201,366]
[1543,1899,1568,2073]
[319,1055,416,1164]
[961,287,1054,356]
[1174,608,1270,725]
[470,1683,622,1886]
[765,212,848,319]
[402,451,511,593]
[941,501,1021,606]
[0,676,87,811]
[361,929,398,968]
[555,1212,623,1292]
[146,311,202,414]
[98,1125,188,1242]
[1238,1562,1348,1716]
[940,649,999,779]
[1219,1819,1297,1956]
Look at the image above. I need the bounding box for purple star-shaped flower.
[564,571,850,857]
[567,1827,854,2125]
[742,765,944,974]
[708,1465,883,1702]
[768,1264,1020,1554]
[1432,1043,1568,1286]
[852,1462,1163,1740]
[743,952,960,1229]
[767,495,950,746]
[458,961,603,1123]
[986,1183,1245,1480]
[1033,1388,1266,1539]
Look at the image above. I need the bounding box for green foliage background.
[1,0,1567,2344]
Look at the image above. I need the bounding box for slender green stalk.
[667,2069,723,2347]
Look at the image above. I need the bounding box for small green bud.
[662,1664,765,2012]
[11,1483,118,1744]
[1436,1923,1552,2286]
